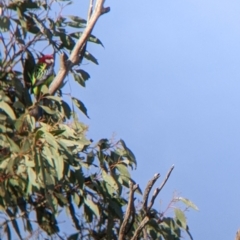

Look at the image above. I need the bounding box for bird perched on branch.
[31,54,55,98]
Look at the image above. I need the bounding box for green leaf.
[0,101,16,120]
[177,197,199,211]
[102,170,118,192]
[6,209,22,240]
[27,167,39,190]
[5,223,11,240]
[0,16,11,32]
[108,198,123,219]
[115,163,130,178]
[74,169,84,190]
[35,129,44,141]
[15,26,25,44]
[84,204,93,223]
[88,34,104,47]
[6,136,20,152]
[68,232,80,240]
[119,139,137,167]
[55,192,68,205]
[86,151,95,165]
[73,192,80,206]
[42,146,54,168]
[25,114,35,132]
[61,100,72,119]
[73,73,84,87]
[53,154,64,180]
[43,95,62,103]
[174,208,187,230]
[44,132,59,149]
[38,105,56,115]
[39,85,49,95]
[72,97,89,118]
[0,124,6,133]
[84,197,100,218]
[75,69,90,87]
[68,200,81,230]
[84,51,99,65]
[50,129,65,136]
[73,69,90,87]
[68,16,87,24]
[70,32,104,46]
[59,33,75,50]
[66,21,85,28]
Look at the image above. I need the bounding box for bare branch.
[142,173,160,212]
[236,230,240,240]
[119,181,138,240]
[147,165,174,211]
[49,0,110,95]
[132,169,173,240]
[131,216,149,240]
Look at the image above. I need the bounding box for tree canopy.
[0,0,197,239]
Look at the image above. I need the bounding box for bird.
[31,54,55,99]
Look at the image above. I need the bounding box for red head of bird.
[38,55,54,66]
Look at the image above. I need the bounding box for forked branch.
[49,0,110,95]
[118,166,175,240]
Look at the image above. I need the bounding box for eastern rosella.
[31,54,55,98]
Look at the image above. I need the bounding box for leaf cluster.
[0,0,197,239]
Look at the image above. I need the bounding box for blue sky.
[64,0,240,239]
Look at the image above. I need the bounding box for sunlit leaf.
[84,197,100,218]
[0,101,16,120]
[115,163,130,178]
[38,105,56,115]
[102,170,118,192]
[174,208,187,229]
[177,197,199,211]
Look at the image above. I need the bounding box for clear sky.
[65,0,240,239]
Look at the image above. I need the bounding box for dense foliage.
[0,0,197,239]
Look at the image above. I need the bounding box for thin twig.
[147,165,174,211]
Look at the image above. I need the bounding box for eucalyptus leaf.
[84,51,99,65]
[84,197,100,218]
[177,197,199,211]
[0,101,16,120]
[174,208,187,229]
[0,16,10,32]
[72,97,89,118]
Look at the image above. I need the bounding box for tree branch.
[131,216,149,240]
[142,173,160,212]
[49,0,110,95]
[236,230,240,240]
[128,166,174,239]
[118,181,138,240]
[147,165,174,211]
